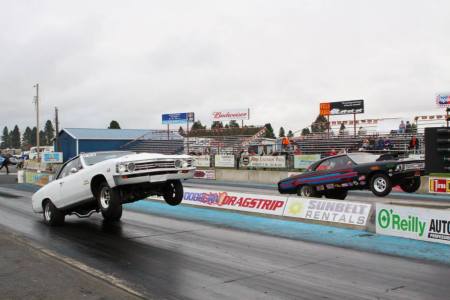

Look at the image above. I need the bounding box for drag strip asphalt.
[1,184,450,299]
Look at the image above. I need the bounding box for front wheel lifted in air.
[163,180,184,206]
[43,200,65,226]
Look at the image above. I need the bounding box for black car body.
[278,153,425,199]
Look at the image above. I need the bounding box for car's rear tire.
[163,180,184,206]
[97,182,122,222]
[399,177,421,193]
[297,185,320,198]
[324,190,348,200]
[43,200,65,226]
[370,173,392,197]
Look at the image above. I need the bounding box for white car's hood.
[115,152,191,163]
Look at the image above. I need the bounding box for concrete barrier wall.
[215,168,288,184]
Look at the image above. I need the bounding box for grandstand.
[121,130,184,155]
[292,132,424,156]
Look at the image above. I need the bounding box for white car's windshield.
[82,151,134,166]
[347,153,381,164]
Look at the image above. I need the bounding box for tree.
[191,120,206,130]
[44,120,55,145]
[31,127,37,146]
[108,120,121,129]
[22,127,32,149]
[10,125,21,149]
[301,127,311,136]
[178,126,185,136]
[264,123,276,139]
[211,121,224,129]
[287,130,294,138]
[1,126,9,148]
[311,115,329,133]
[279,127,285,138]
[228,120,240,128]
[39,130,46,145]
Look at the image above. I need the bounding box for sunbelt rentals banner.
[376,203,450,245]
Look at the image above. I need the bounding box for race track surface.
[0,182,449,299]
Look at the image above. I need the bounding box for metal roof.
[61,128,182,140]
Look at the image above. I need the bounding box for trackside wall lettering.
[284,197,371,226]
[376,203,450,245]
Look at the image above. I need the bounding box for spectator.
[377,137,385,150]
[0,152,10,174]
[281,136,290,151]
[405,121,412,134]
[399,121,406,134]
[409,135,420,151]
[384,138,393,150]
[359,138,369,151]
[328,148,337,156]
[293,146,302,155]
[358,126,367,136]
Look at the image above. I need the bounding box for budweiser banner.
[212,109,250,121]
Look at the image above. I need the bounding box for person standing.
[399,121,406,134]
[0,153,10,174]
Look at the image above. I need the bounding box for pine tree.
[191,121,206,130]
[31,127,37,146]
[301,128,311,136]
[264,123,276,139]
[311,115,329,133]
[10,125,21,148]
[22,127,32,149]
[211,121,224,129]
[287,130,294,138]
[228,120,239,128]
[108,120,121,129]
[39,130,46,145]
[279,127,285,137]
[1,126,10,148]
[44,120,55,145]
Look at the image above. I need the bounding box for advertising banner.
[193,169,216,180]
[320,100,364,116]
[212,109,249,121]
[162,112,194,124]
[25,171,51,186]
[284,197,371,226]
[182,188,288,216]
[214,155,235,168]
[293,154,320,169]
[429,177,450,194]
[376,203,450,245]
[436,94,450,107]
[242,156,286,168]
[42,152,63,163]
[192,155,211,167]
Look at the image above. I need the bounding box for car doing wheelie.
[278,152,425,199]
[32,151,195,226]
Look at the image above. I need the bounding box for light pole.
[33,83,40,161]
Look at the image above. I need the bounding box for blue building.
[57,128,182,162]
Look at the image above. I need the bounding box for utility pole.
[55,107,59,151]
[33,83,40,161]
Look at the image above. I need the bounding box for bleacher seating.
[124,139,184,155]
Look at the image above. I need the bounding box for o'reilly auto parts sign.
[376,203,450,245]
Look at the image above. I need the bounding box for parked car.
[32,151,195,226]
[278,152,425,199]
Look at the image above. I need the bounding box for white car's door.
[58,157,90,208]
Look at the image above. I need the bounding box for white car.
[32,151,195,226]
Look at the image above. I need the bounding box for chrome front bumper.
[113,169,195,186]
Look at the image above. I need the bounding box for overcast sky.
[1,0,449,134]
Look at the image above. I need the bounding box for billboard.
[162,112,194,124]
[293,154,321,169]
[212,109,249,121]
[42,152,63,163]
[376,203,450,245]
[320,100,364,116]
[241,156,286,168]
[436,94,450,107]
